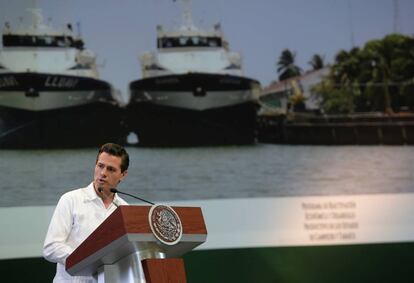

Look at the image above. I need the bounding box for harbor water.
[1,144,413,207]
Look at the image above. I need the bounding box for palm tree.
[363,41,393,113]
[276,49,302,81]
[332,47,362,85]
[313,34,414,114]
[363,34,414,114]
[308,54,325,70]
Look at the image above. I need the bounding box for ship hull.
[128,73,260,146]
[0,73,125,148]
[0,72,114,110]
[0,103,125,148]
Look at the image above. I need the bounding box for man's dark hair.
[96,143,129,172]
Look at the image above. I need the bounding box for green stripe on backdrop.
[184,243,414,283]
[1,243,413,282]
[0,257,55,282]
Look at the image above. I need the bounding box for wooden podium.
[66,205,207,283]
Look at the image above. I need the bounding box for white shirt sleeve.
[43,193,75,265]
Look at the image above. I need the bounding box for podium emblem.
[149,205,183,245]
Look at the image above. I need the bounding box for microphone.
[98,187,103,193]
[110,188,155,205]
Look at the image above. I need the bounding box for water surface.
[1,144,413,207]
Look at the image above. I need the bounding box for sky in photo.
[1,0,413,100]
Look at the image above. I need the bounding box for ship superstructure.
[0,9,124,148]
[128,0,260,146]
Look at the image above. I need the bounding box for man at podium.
[43,143,130,283]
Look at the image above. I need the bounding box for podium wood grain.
[142,258,187,283]
[66,205,207,270]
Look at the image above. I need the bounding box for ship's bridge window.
[43,36,53,45]
[2,34,83,49]
[37,36,56,46]
[199,37,208,45]
[191,36,199,45]
[208,38,219,47]
[158,36,222,48]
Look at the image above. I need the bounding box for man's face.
[94,152,127,192]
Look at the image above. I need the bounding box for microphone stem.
[117,191,155,205]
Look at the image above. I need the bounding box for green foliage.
[313,33,414,114]
[309,54,325,70]
[312,81,354,114]
[276,49,302,81]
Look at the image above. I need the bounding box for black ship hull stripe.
[0,72,111,91]
[129,73,260,92]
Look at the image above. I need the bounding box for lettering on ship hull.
[45,76,79,88]
[0,76,18,88]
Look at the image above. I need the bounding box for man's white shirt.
[43,183,127,283]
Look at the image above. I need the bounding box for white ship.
[0,9,124,148]
[128,0,260,146]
